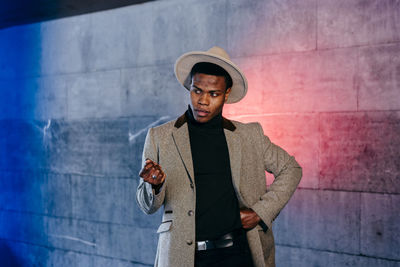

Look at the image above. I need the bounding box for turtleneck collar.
[186,106,223,130]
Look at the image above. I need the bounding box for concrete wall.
[0,0,399,266]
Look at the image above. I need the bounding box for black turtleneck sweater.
[186,108,242,241]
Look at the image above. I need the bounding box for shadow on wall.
[0,241,22,267]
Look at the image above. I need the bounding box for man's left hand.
[240,207,261,230]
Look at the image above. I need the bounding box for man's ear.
[224,88,232,103]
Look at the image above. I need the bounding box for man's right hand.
[139,159,166,186]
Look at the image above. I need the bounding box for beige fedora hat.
[174,46,248,104]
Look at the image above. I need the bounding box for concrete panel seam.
[312,40,400,53]
[0,237,153,266]
[0,63,174,84]
[0,169,134,179]
[358,191,361,255]
[355,47,360,111]
[317,112,321,190]
[295,188,400,195]
[119,61,174,72]
[318,110,400,115]
[0,67,128,82]
[227,112,320,119]
[275,243,400,263]
[315,0,318,50]
[230,40,400,60]
[0,208,156,229]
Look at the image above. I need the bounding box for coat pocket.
[157,220,172,234]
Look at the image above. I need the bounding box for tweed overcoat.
[136,113,302,267]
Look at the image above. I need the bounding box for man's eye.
[211,93,219,97]
[195,90,201,94]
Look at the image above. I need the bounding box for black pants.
[194,230,254,267]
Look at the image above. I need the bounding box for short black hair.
[190,62,233,90]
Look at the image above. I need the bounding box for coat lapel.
[224,123,246,206]
[172,119,195,186]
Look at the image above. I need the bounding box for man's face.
[189,73,231,123]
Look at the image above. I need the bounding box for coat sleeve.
[136,127,166,214]
[251,123,302,230]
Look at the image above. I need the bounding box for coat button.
[188,210,194,216]
[190,183,194,189]
[186,240,193,245]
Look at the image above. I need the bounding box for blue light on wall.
[0,20,47,266]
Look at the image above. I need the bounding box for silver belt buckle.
[196,241,207,251]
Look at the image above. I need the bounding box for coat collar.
[173,113,236,131]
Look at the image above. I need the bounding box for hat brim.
[174,51,248,104]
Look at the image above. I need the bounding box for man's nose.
[198,93,209,105]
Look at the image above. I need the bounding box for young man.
[136,46,302,267]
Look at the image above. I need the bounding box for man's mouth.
[194,109,210,117]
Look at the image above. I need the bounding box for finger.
[139,164,153,177]
[145,158,155,164]
[156,171,164,181]
[158,172,166,184]
[148,159,162,170]
[146,169,158,180]
[145,162,155,170]
[139,161,155,176]
[153,164,161,172]
[142,166,156,178]
[152,164,163,176]
[147,166,156,176]
[152,171,166,184]
[143,173,159,184]
[242,220,250,229]
[147,169,158,180]
[147,173,164,185]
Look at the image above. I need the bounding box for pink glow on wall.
[223,53,320,189]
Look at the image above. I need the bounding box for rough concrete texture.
[361,193,400,260]
[225,47,359,114]
[227,0,317,56]
[274,189,360,254]
[2,236,153,267]
[358,43,400,111]
[318,0,400,49]
[121,64,188,117]
[1,0,399,265]
[319,111,400,193]
[0,209,160,264]
[67,70,123,120]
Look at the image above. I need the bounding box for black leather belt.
[195,229,243,251]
